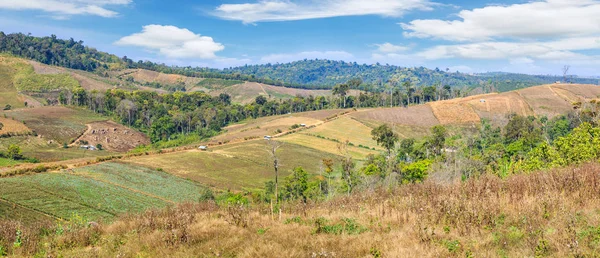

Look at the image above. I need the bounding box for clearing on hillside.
[350,105,440,128]
[517,85,573,118]
[0,162,206,221]
[467,92,535,126]
[124,141,340,190]
[278,133,379,160]
[211,82,331,104]
[3,106,107,143]
[552,84,600,100]
[211,112,332,144]
[120,69,202,88]
[429,101,481,125]
[73,121,150,152]
[0,61,26,109]
[301,116,381,151]
[0,117,31,136]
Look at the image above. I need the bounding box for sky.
[0,0,599,77]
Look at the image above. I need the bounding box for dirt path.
[70,124,93,147]
[258,83,268,95]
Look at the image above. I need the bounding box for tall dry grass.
[3,163,600,257]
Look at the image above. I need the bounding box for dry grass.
[302,116,381,150]
[351,105,440,128]
[517,85,573,118]
[211,82,332,104]
[4,163,600,257]
[553,84,600,100]
[429,101,481,125]
[0,117,31,136]
[125,69,202,88]
[279,133,379,160]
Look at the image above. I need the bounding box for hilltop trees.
[332,83,350,108]
[371,124,399,156]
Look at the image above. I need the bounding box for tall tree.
[371,124,399,156]
[332,83,350,108]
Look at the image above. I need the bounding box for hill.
[2,32,597,92]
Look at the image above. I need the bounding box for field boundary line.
[0,197,62,220]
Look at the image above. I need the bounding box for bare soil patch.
[517,85,572,118]
[352,105,440,128]
[73,121,150,152]
[430,101,480,125]
[553,84,600,100]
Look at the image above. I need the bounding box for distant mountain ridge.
[0,32,597,92]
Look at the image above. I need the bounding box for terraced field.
[0,162,206,221]
[278,133,379,160]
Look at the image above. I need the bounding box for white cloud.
[214,0,433,24]
[417,37,600,61]
[0,0,131,18]
[260,51,355,63]
[401,0,600,42]
[375,43,410,53]
[115,25,225,60]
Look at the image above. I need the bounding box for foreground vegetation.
[1,163,600,257]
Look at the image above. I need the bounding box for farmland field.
[302,116,381,150]
[350,105,440,128]
[73,120,150,152]
[125,141,340,190]
[517,85,573,118]
[3,106,107,143]
[0,61,26,109]
[278,133,379,160]
[0,117,31,136]
[0,162,206,221]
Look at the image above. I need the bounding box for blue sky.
[0,0,599,77]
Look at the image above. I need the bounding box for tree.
[562,65,570,83]
[266,140,284,204]
[0,122,3,131]
[255,95,268,105]
[282,167,309,202]
[96,144,103,150]
[371,124,399,156]
[403,81,413,105]
[332,83,350,108]
[7,144,22,160]
[3,104,11,110]
[429,125,447,156]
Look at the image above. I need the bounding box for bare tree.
[563,65,570,83]
[265,139,284,204]
[337,140,355,196]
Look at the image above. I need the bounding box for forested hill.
[0,32,597,91]
[221,60,599,91]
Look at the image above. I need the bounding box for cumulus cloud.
[401,0,600,41]
[214,0,433,24]
[115,25,225,59]
[260,51,355,64]
[375,43,410,53]
[0,0,131,18]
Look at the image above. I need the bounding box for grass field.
[302,116,381,150]
[195,78,244,90]
[0,162,206,221]
[0,62,26,109]
[125,141,340,190]
[278,133,379,160]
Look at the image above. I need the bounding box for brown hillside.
[122,69,202,88]
[73,121,150,152]
[211,82,332,104]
